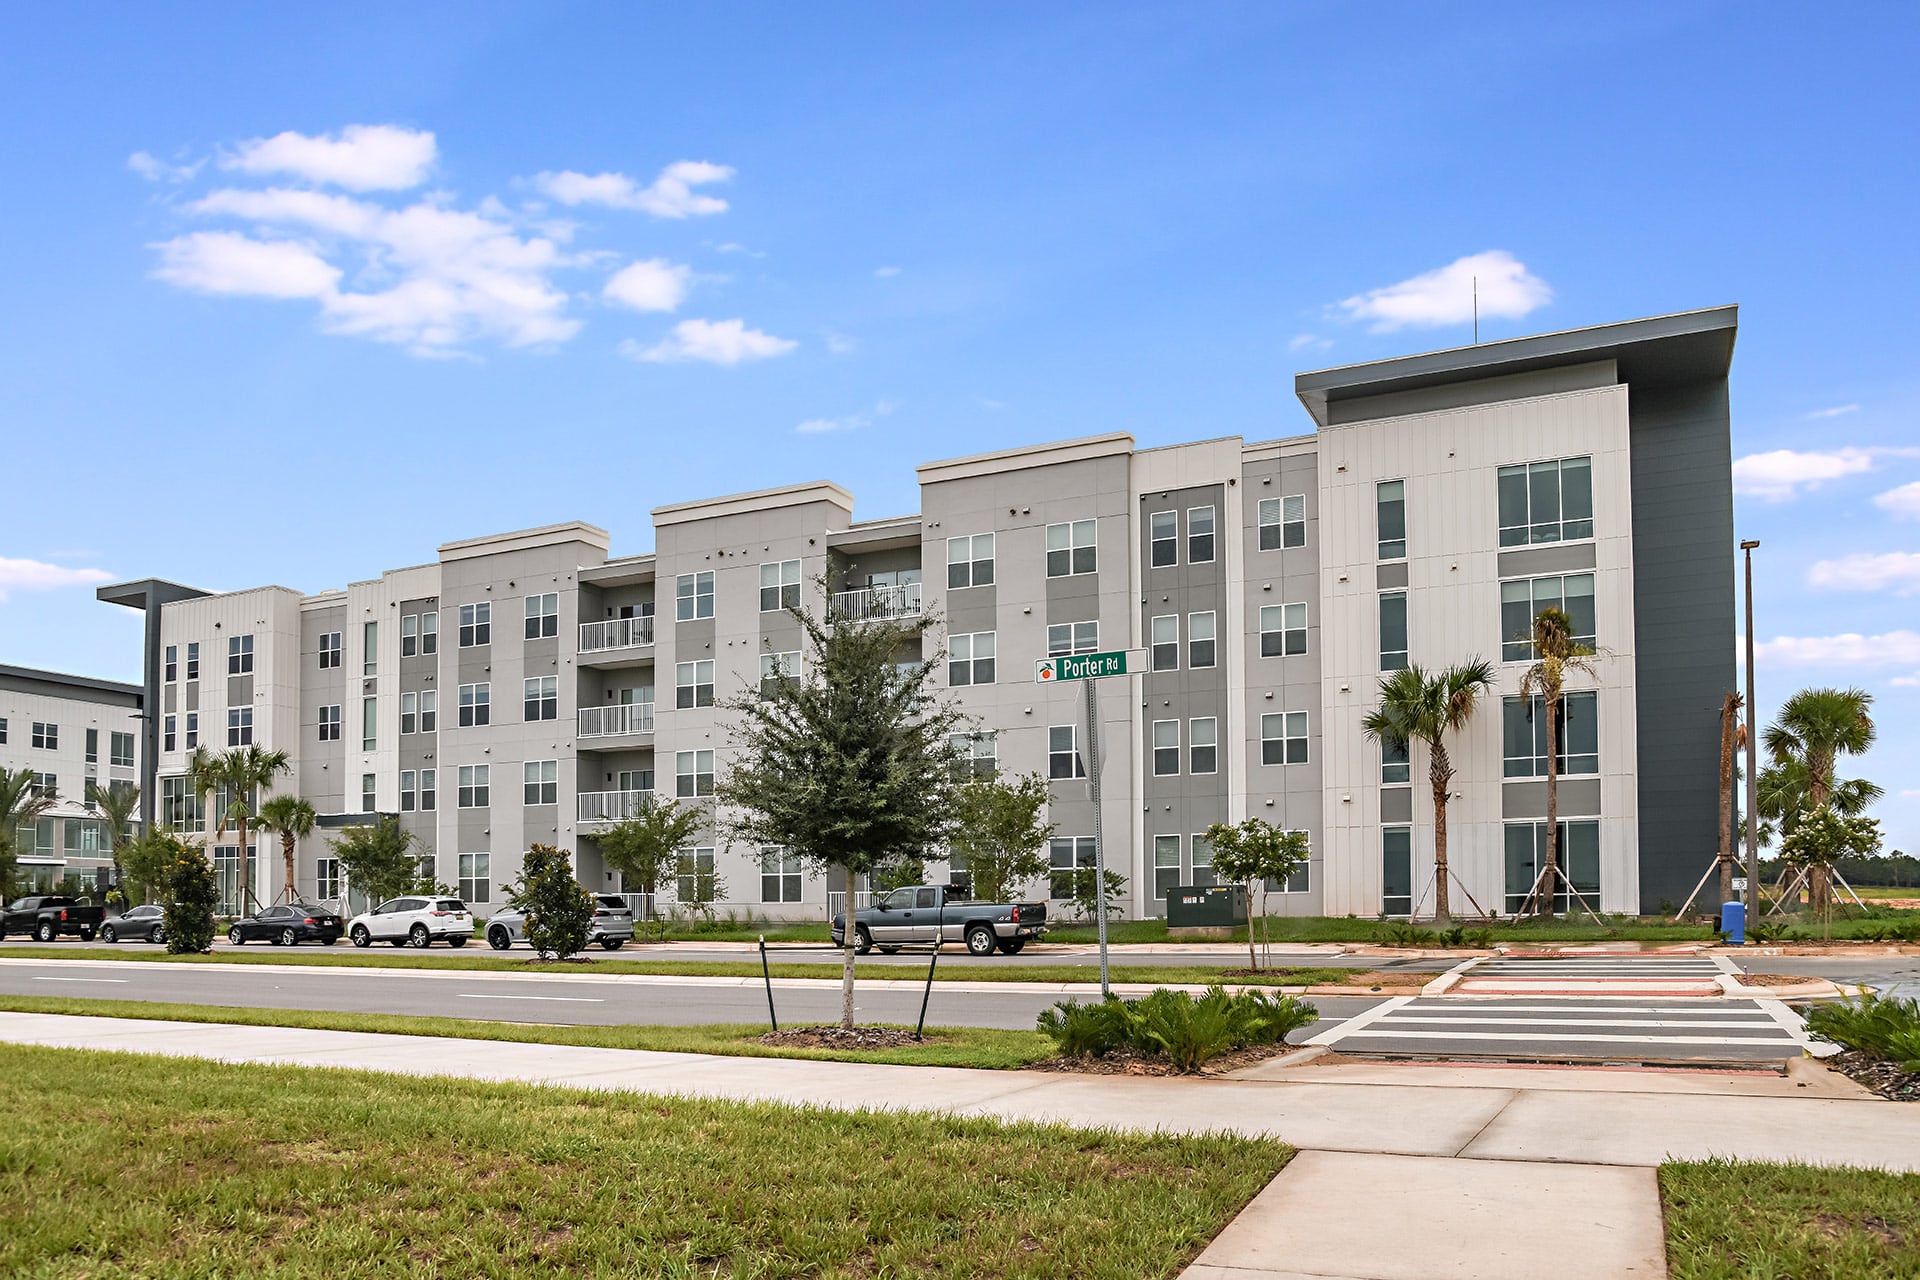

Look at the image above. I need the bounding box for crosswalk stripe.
[1338,1028,1802,1047]
[1376,1016,1780,1029]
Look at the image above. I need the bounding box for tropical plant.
[594,798,702,939]
[1716,692,1744,908]
[255,794,317,903]
[1204,817,1310,969]
[716,576,965,1029]
[1514,608,1598,916]
[1361,659,1496,924]
[1036,996,1128,1057]
[163,840,218,954]
[187,745,291,912]
[1036,987,1318,1071]
[1,767,59,902]
[508,844,594,961]
[328,815,420,908]
[949,771,1054,907]
[1764,688,1877,915]
[1805,992,1920,1071]
[84,779,140,895]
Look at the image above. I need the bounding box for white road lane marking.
[1304,994,1416,1046]
[30,976,129,983]
[1379,1015,1780,1029]
[1338,1029,1802,1046]
[456,993,604,1003]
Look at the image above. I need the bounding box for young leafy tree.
[1204,817,1311,970]
[1361,660,1496,924]
[717,579,965,1029]
[1064,866,1127,926]
[328,815,420,908]
[187,745,291,913]
[1517,608,1598,916]
[84,780,140,899]
[1765,687,1876,915]
[119,831,182,906]
[595,798,702,939]
[163,840,219,954]
[1,767,58,903]
[256,794,318,903]
[1783,807,1884,935]
[509,843,594,960]
[950,771,1055,906]
[672,850,727,921]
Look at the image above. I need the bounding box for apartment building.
[100,306,1737,920]
[1,664,144,893]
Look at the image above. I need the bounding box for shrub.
[163,848,218,955]
[1037,987,1318,1071]
[508,844,594,961]
[1438,925,1493,949]
[1805,992,1920,1070]
[1036,997,1127,1058]
[1385,924,1437,948]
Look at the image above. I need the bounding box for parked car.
[486,894,635,951]
[101,904,167,944]
[832,885,1048,956]
[227,902,344,946]
[0,895,107,943]
[346,896,473,949]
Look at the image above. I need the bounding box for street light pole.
[1741,540,1761,921]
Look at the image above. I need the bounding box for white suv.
[347,896,474,949]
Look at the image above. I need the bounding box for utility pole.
[1083,674,1108,996]
[1742,540,1761,920]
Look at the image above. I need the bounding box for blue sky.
[2,3,1916,852]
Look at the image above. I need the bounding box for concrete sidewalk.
[3,1012,1915,1280]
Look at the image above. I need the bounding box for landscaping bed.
[1825,1051,1920,1103]
[1804,992,1920,1102]
[757,1026,927,1051]
[1031,1041,1301,1078]
[1036,987,1318,1074]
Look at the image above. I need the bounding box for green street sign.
[1034,649,1137,683]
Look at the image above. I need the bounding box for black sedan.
[227,903,344,946]
[101,904,167,944]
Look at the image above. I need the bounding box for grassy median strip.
[0,1043,1288,1278]
[0,993,1057,1068]
[1662,1158,1920,1279]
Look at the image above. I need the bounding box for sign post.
[1035,648,1144,996]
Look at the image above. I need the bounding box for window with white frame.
[524,759,558,805]
[947,534,995,588]
[1382,827,1413,916]
[1153,834,1182,900]
[948,632,996,686]
[400,615,418,657]
[361,773,376,813]
[1379,591,1408,671]
[761,847,803,903]
[1259,603,1307,657]
[111,731,134,768]
[1499,456,1593,547]
[676,749,715,797]
[458,683,490,727]
[1046,519,1097,577]
[1188,505,1215,563]
[1048,836,1096,899]
[1191,832,1217,887]
[185,642,200,680]
[459,852,491,904]
[163,715,176,752]
[184,712,198,749]
[164,645,178,683]
[1258,493,1306,550]
[86,728,97,764]
[524,593,559,640]
[1504,820,1600,914]
[319,631,342,669]
[759,651,801,697]
[1150,615,1178,671]
[1188,611,1216,668]
[363,621,378,677]
[160,776,202,830]
[1190,717,1217,774]
[419,690,437,733]
[947,731,997,779]
[1381,736,1410,784]
[457,764,489,808]
[676,571,715,621]
[1261,711,1308,765]
[318,704,341,742]
[420,611,438,655]
[419,769,436,811]
[362,697,377,751]
[1268,834,1311,893]
[676,847,716,902]
[30,772,56,798]
[1048,725,1086,780]
[759,560,801,612]
[1502,693,1599,778]
[227,707,252,746]
[524,676,558,722]
[1377,480,1406,560]
[228,634,254,675]
[400,692,417,735]
[400,770,417,811]
[1149,511,1177,567]
[1151,720,1180,775]
[1047,621,1098,656]
[1501,574,1596,662]
[675,660,715,709]
[316,858,341,902]
[458,602,491,647]
[31,721,56,750]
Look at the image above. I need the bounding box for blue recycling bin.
[1719,900,1746,945]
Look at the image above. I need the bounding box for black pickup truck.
[832,885,1048,957]
[0,896,107,942]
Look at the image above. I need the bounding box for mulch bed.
[755,1026,929,1050]
[1215,968,1436,988]
[1827,1051,1920,1102]
[1028,1042,1300,1077]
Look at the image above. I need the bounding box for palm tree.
[2,767,59,900]
[256,794,318,904]
[1362,659,1496,923]
[1516,608,1598,916]
[1764,687,1876,915]
[1716,693,1743,909]
[85,780,140,899]
[187,745,292,913]
[1756,757,1882,908]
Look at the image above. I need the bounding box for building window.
[400,693,416,735]
[1260,603,1308,657]
[761,847,803,903]
[1046,519,1097,577]
[421,611,438,655]
[361,773,377,813]
[420,769,436,811]
[1504,820,1601,914]
[32,722,58,750]
[1048,836,1096,899]
[1190,718,1217,774]
[1382,828,1413,916]
[947,534,995,588]
[676,571,715,621]
[316,630,341,670]
[1502,692,1599,778]
[85,728,98,764]
[400,770,417,812]
[1152,720,1180,776]
[186,642,200,681]
[1269,839,1311,894]
[1261,711,1308,765]
[1154,834,1182,900]
[1382,736,1410,784]
[675,661,715,709]
[524,593,559,639]
[457,764,489,808]
[30,772,57,799]
[1187,505,1215,564]
[163,715,177,752]
[400,615,418,657]
[947,731,997,779]
[212,845,251,917]
[524,676,558,722]
[676,847,716,902]
[459,853,491,904]
[1188,612,1216,669]
[229,634,254,675]
[1500,573,1596,662]
[419,691,437,734]
[1377,480,1406,561]
[1379,591,1408,672]
[1499,456,1593,547]
[458,683,491,727]
[362,697,377,751]
[318,705,341,742]
[164,645,178,683]
[948,632,996,686]
[1149,511,1177,567]
[759,560,801,612]
[185,712,199,749]
[1191,833,1217,887]
[1048,725,1086,780]
[675,750,715,798]
[160,776,202,830]
[1259,494,1306,550]
[524,759,558,806]
[316,857,341,902]
[459,602,491,648]
[227,707,252,747]
[1150,615,1178,671]
[1047,621,1099,656]
[362,621,378,677]
[759,652,801,697]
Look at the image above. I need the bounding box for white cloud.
[873,265,901,278]
[1289,333,1333,354]
[1752,630,1920,667]
[1892,675,1920,689]
[795,400,899,435]
[151,231,341,299]
[128,150,202,183]
[823,331,858,355]
[1732,446,1920,501]
[1337,250,1551,332]
[625,318,796,365]
[0,557,114,603]
[1808,552,1920,594]
[602,258,691,312]
[534,161,732,218]
[1807,403,1861,419]
[223,124,436,191]
[1876,481,1920,520]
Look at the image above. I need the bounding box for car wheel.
[998,938,1026,955]
[854,925,874,955]
[36,920,57,943]
[279,927,297,947]
[79,927,96,942]
[488,927,512,951]
[102,925,118,944]
[152,926,166,944]
[965,925,996,957]
[447,935,468,949]
[879,946,900,955]
[350,925,371,948]
[409,924,431,949]
[229,927,245,946]
[601,938,623,951]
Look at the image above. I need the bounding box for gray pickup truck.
[832,885,1047,957]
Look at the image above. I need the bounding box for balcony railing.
[826,890,875,919]
[829,582,923,622]
[579,616,654,653]
[579,702,655,738]
[578,789,654,824]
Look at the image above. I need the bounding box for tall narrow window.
[1187,505,1215,564]
[759,560,801,612]
[1379,591,1408,671]
[163,715,177,752]
[419,769,436,811]
[1048,725,1086,779]
[85,728,98,764]
[318,704,341,742]
[1046,519,1097,577]
[1382,828,1413,916]
[1259,494,1306,550]
[400,615,418,657]
[362,697,377,750]
[524,593,559,639]
[1152,720,1180,776]
[419,691,437,733]
[1259,603,1307,657]
[1187,611,1216,668]
[1376,480,1406,560]
[946,534,995,588]
[186,642,200,681]
[676,572,715,620]
[1149,511,1177,567]
[1189,717,1217,774]
[420,611,438,655]
[185,712,199,749]
[228,634,254,675]
[361,773,376,813]
[319,632,342,669]
[1150,615,1179,671]
[1260,712,1308,765]
[1191,833,1216,887]
[459,853,491,904]
[400,692,417,734]
[227,708,252,746]
[459,603,491,647]
[1381,736,1410,784]
[400,770,416,812]
[1154,835,1182,900]
[164,645,178,682]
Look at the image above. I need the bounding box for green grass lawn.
[1042,915,1726,945]
[1662,1158,1920,1279]
[0,1044,1288,1278]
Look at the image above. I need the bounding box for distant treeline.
[1764,852,1918,887]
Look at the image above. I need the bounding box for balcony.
[829,582,923,622]
[579,616,655,661]
[579,702,655,739]
[578,789,654,825]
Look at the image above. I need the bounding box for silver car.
[486,894,635,951]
